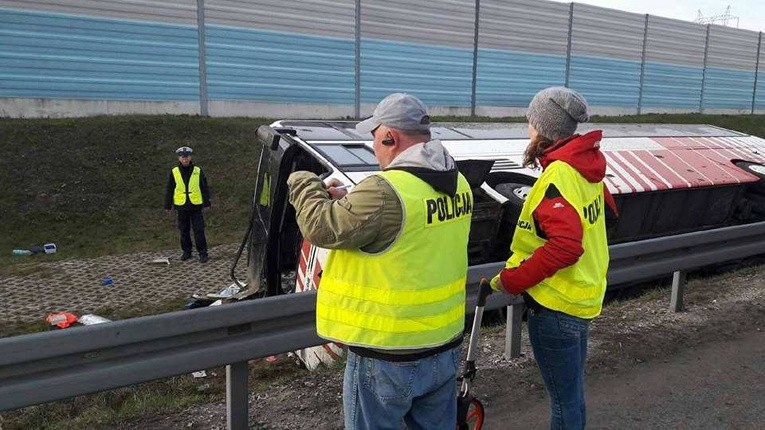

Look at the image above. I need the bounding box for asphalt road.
[484,328,765,429]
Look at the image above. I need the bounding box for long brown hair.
[523,134,554,169]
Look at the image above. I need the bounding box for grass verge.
[0,115,267,274]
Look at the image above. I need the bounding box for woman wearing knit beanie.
[491,86,617,429]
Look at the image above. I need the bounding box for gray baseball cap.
[356,93,431,134]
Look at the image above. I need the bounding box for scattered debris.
[78,314,111,325]
[46,312,78,329]
[183,283,248,311]
[102,276,113,286]
[195,383,212,393]
[151,257,170,265]
[12,243,56,256]
[206,283,242,299]
[191,370,207,378]
[185,296,216,309]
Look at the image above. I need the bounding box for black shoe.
[180,252,192,261]
[199,255,209,263]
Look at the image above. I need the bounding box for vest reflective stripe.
[172,166,203,206]
[506,161,609,318]
[317,169,473,349]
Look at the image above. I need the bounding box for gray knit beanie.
[526,86,589,141]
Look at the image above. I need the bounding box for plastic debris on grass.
[46,312,78,329]
[78,314,111,325]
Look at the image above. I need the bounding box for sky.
[551,0,764,32]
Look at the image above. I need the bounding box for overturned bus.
[238,121,765,368]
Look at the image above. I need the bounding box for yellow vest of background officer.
[172,166,203,206]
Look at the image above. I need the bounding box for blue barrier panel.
[0,8,199,101]
[642,62,703,109]
[360,38,473,107]
[569,55,642,108]
[205,25,354,104]
[476,49,566,107]
[703,66,756,110]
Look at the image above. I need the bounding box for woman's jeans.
[343,345,461,430]
[528,307,590,430]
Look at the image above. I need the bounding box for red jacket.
[499,131,617,295]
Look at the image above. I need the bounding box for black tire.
[465,398,485,430]
[486,171,536,188]
[494,182,532,207]
[488,184,528,262]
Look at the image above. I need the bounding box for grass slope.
[0,115,266,271]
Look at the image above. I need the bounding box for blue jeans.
[528,308,590,430]
[343,345,461,430]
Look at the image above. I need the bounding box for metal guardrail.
[1,221,763,424]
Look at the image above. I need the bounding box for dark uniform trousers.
[177,209,208,256]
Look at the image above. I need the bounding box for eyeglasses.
[371,125,387,140]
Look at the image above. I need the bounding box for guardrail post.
[670,270,686,312]
[227,361,249,430]
[504,303,524,359]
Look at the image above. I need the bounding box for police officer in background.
[287,93,473,429]
[164,146,211,263]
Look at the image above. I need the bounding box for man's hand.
[165,209,172,216]
[324,178,349,200]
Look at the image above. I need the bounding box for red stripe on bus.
[603,152,638,193]
[628,151,685,189]
[651,138,715,187]
[610,152,653,191]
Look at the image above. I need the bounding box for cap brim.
[355,117,380,134]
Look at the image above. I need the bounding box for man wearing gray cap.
[164,146,211,263]
[491,86,617,429]
[287,93,473,429]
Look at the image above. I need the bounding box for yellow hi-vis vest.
[316,169,473,349]
[506,160,609,319]
[172,166,203,206]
